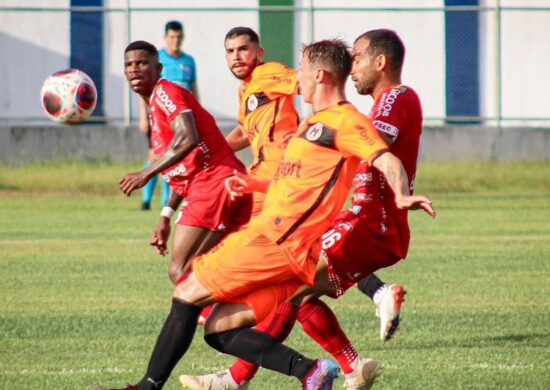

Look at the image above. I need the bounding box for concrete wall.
[1,124,548,166]
[2,1,550,123]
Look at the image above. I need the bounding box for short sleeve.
[370,88,409,142]
[154,81,193,122]
[335,115,388,165]
[252,63,298,97]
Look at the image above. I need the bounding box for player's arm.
[150,192,184,256]
[372,152,434,217]
[225,170,270,200]
[119,110,199,196]
[226,125,250,152]
[138,97,150,134]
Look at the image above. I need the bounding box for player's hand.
[150,218,171,256]
[396,195,436,218]
[119,172,149,196]
[225,170,254,200]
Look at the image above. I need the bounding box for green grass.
[1,161,549,389]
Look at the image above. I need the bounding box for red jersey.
[148,79,243,196]
[351,85,423,259]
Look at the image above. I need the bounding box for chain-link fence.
[1,3,549,126]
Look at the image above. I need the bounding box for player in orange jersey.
[196,27,300,325]
[224,27,299,216]
[180,30,429,390]
[94,39,433,390]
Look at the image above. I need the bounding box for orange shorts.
[193,227,303,322]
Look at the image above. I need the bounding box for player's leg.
[142,160,157,210]
[357,274,406,341]
[180,301,299,389]
[200,296,338,389]
[168,224,224,285]
[160,178,170,207]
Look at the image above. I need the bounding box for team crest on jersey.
[305,123,323,141]
[247,94,259,112]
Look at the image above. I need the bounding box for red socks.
[229,302,298,384]
[297,298,358,374]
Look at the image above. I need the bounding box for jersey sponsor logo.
[378,88,401,117]
[162,162,188,182]
[373,120,399,141]
[156,85,177,115]
[275,159,302,179]
[356,125,378,146]
[337,221,353,231]
[305,122,323,141]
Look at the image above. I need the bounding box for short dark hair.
[224,27,260,45]
[125,40,158,57]
[303,39,352,82]
[355,29,405,72]
[165,20,183,34]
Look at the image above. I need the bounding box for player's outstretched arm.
[225,170,270,200]
[150,192,184,256]
[119,111,199,196]
[226,125,250,152]
[373,152,436,218]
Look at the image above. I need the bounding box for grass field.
[1,161,549,389]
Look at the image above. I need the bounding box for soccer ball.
[40,69,97,125]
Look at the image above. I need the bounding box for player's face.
[351,38,379,96]
[297,53,317,104]
[225,35,263,80]
[124,50,161,97]
[165,29,183,53]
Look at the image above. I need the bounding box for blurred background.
[1,0,549,164]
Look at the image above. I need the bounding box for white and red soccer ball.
[40,69,97,125]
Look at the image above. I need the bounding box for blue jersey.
[158,48,197,91]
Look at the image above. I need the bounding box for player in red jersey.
[120,40,251,285]
[179,29,427,390]
[331,28,423,342]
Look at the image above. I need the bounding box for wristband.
[160,206,175,219]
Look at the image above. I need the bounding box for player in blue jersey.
[139,20,200,211]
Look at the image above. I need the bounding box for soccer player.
[139,20,199,211]
[195,27,299,325]
[180,29,427,390]
[120,40,251,285]
[224,27,299,216]
[94,38,433,390]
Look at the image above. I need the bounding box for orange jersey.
[238,62,299,182]
[248,102,389,284]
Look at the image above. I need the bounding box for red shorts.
[175,165,252,235]
[322,210,406,298]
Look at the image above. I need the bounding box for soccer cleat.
[91,385,137,390]
[376,284,406,341]
[344,358,383,390]
[301,359,339,390]
[179,369,249,390]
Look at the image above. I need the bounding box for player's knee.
[203,330,237,354]
[168,256,191,284]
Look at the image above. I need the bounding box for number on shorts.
[321,229,342,250]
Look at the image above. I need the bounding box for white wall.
[0,0,71,119]
[1,0,550,125]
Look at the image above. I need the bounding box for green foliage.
[0,162,549,389]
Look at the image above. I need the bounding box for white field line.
[1,363,538,376]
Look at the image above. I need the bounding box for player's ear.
[157,62,163,73]
[375,54,386,71]
[257,46,265,62]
